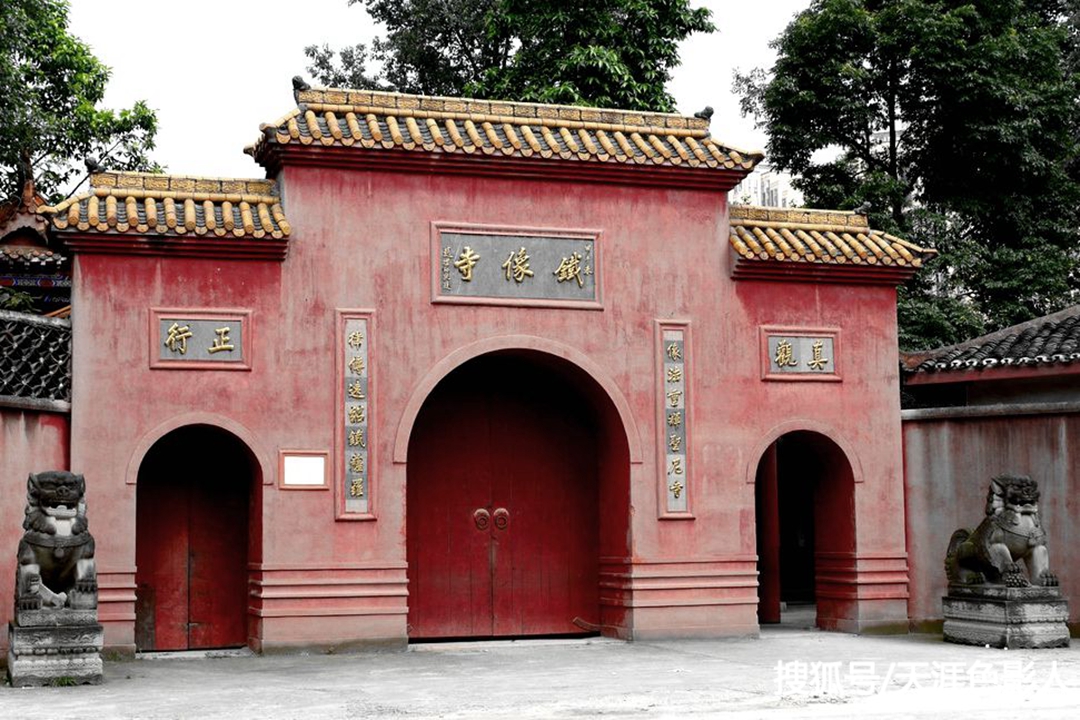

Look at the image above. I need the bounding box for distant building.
[733,162,804,208]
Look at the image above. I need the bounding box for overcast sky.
[66,1,811,180]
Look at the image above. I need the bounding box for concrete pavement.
[2,626,1079,719]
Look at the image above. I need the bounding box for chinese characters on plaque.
[158,317,244,364]
[437,231,597,303]
[766,335,836,377]
[342,318,370,514]
[661,327,689,514]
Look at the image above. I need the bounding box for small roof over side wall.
[729,205,936,285]
[247,84,763,189]
[39,172,292,260]
[902,305,1080,382]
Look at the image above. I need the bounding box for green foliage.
[0,288,37,312]
[736,0,1080,350]
[305,0,714,112]
[0,0,158,204]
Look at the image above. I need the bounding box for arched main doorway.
[406,350,629,640]
[754,431,856,630]
[135,424,257,651]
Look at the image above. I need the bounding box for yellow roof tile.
[249,87,764,174]
[729,205,936,281]
[40,173,291,240]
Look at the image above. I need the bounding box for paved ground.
[2,626,1079,719]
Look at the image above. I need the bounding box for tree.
[305,0,714,112]
[0,0,158,204]
[736,0,1080,349]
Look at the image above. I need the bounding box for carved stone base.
[15,607,98,628]
[943,585,1070,649]
[7,622,104,686]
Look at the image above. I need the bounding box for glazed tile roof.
[0,244,66,269]
[902,305,1080,374]
[41,173,291,239]
[248,87,764,173]
[730,206,936,269]
[0,309,71,410]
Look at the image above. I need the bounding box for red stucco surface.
[62,158,912,651]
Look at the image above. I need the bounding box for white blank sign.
[282,454,326,487]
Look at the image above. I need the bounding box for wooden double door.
[135,426,250,651]
[407,355,599,639]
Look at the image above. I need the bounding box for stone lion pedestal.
[8,471,103,686]
[942,474,1069,650]
[943,585,1069,649]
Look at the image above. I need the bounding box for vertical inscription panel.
[338,312,375,519]
[149,309,251,370]
[432,223,603,309]
[657,321,692,518]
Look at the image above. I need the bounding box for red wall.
[0,409,70,654]
[69,162,911,650]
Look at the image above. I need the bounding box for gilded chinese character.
[666,367,683,383]
[207,326,235,354]
[348,428,367,448]
[667,411,682,428]
[348,405,366,424]
[553,251,585,287]
[774,339,799,368]
[668,457,684,476]
[668,433,682,452]
[666,342,682,362]
[349,477,365,498]
[454,246,481,282]
[667,389,683,408]
[349,453,366,473]
[669,479,684,500]
[347,381,366,401]
[347,330,365,349]
[807,339,830,371]
[502,246,534,283]
[163,322,193,355]
[348,356,366,375]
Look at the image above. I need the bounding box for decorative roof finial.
[84,156,102,174]
[694,106,714,122]
[15,149,34,205]
[292,76,311,103]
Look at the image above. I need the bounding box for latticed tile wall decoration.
[0,309,71,405]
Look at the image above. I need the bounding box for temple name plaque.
[433,225,602,308]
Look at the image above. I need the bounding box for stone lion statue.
[15,471,97,611]
[945,474,1057,588]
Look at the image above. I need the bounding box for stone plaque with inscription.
[159,318,244,362]
[342,317,370,515]
[762,330,839,381]
[437,231,598,305]
[659,326,689,515]
[151,310,250,370]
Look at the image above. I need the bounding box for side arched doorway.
[406,350,630,640]
[135,424,258,651]
[754,431,856,630]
